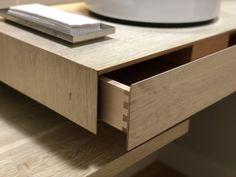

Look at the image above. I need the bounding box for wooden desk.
[0,1,235,176]
[0,1,236,150]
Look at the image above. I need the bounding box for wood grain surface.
[0,24,98,133]
[127,46,236,150]
[48,2,236,74]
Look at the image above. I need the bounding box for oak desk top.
[1,2,236,74]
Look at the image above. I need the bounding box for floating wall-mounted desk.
[0,1,236,153]
[0,1,236,176]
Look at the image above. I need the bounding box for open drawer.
[99,32,236,150]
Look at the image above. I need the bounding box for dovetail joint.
[122,91,130,132]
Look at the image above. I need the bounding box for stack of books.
[6,4,115,43]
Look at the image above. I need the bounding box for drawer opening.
[105,47,193,86]
[229,32,236,46]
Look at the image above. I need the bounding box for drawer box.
[100,42,236,150]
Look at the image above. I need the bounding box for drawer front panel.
[128,46,236,150]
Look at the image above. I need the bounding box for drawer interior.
[229,31,236,46]
[105,47,192,86]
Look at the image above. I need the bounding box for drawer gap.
[105,47,192,86]
[229,32,236,46]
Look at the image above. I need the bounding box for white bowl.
[85,0,221,24]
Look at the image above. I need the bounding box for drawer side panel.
[99,77,130,132]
